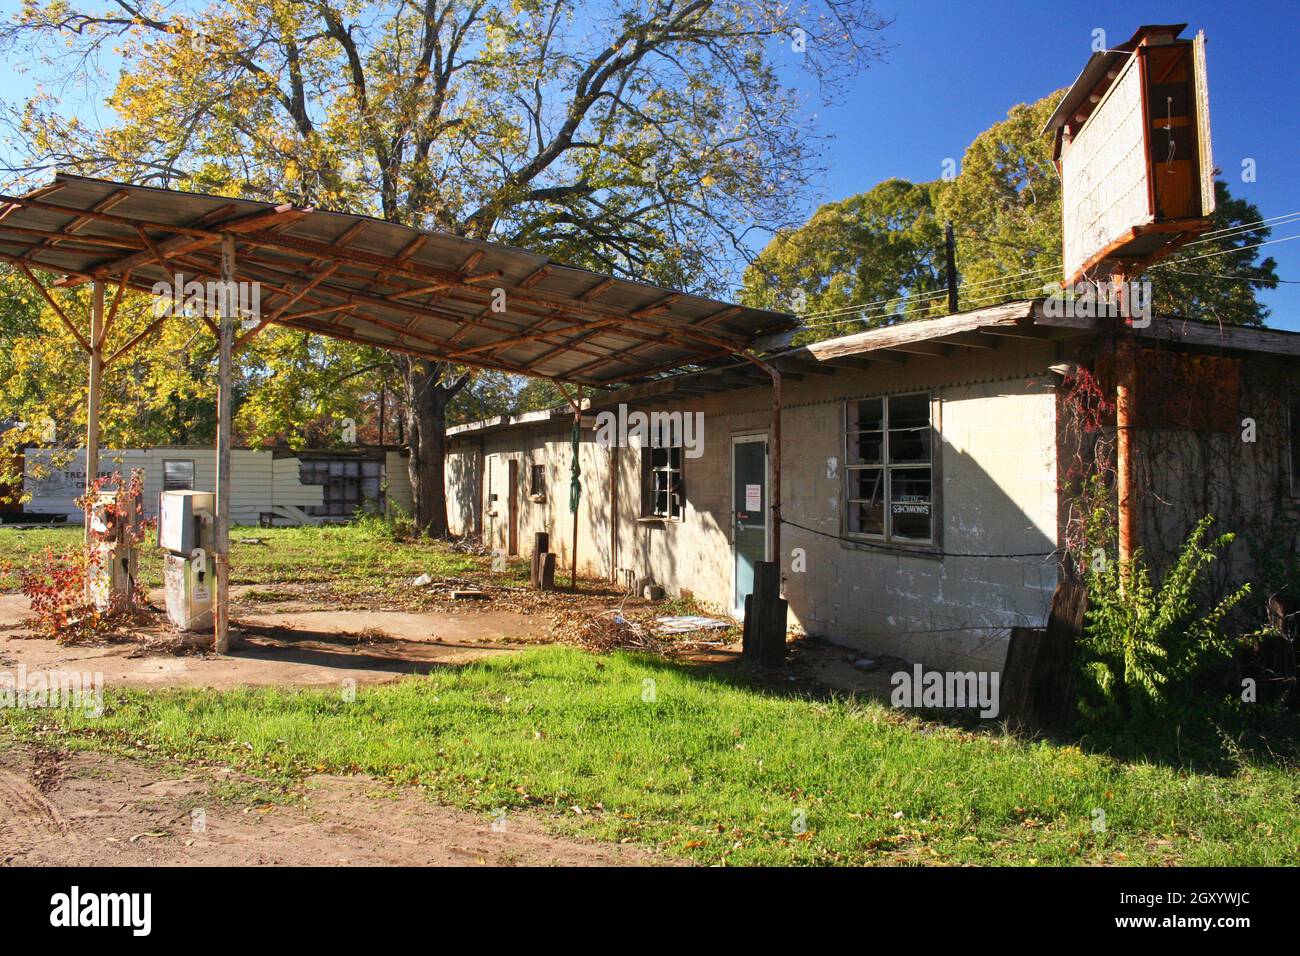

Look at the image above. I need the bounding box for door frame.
[730,433,771,615]
[506,458,519,556]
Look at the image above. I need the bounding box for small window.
[845,392,934,544]
[163,460,194,491]
[642,446,684,520]
[529,463,546,497]
[299,457,383,516]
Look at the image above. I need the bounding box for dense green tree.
[740,178,947,343]
[1144,182,1279,326]
[745,89,1280,343]
[935,91,1065,306]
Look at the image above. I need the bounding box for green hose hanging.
[569,415,582,514]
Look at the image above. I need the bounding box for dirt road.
[0,743,665,867]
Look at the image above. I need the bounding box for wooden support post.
[84,280,104,546]
[742,560,787,666]
[531,531,550,589]
[540,553,557,591]
[1001,581,1087,731]
[213,233,235,654]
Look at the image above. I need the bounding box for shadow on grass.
[615,641,1300,778]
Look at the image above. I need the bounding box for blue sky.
[783,0,1300,329]
[1,0,1296,329]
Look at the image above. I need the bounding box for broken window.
[162,460,194,491]
[642,445,684,520]
[845,392,934,543]
[529,462,546,497]
[300,457,384,517]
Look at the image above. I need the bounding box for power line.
[800,266,1065,327]
[792,218,1300,329]
[795,235,1299,334]
[796,283,1036,331]
[1151,231,1300,266]
[1193,209,1300,242]
[796,263,1060,322]
[1154,269,1300,285]
[781,517,1058,559]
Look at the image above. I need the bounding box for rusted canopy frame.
[168,243,724,378]
[0,189,769,389]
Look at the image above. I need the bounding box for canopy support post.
[214,234,235,654]
[84,279,104,544]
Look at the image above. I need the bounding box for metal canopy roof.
[0,174,794,387]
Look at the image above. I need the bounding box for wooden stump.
[1002,581,1087,732]
[540,552,557,591]
[742,561,787,666]
[530,532,550,589]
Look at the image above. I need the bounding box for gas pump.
[86,485,142,610]
[158,490,216,631]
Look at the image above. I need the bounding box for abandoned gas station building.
[443,300,1300,672]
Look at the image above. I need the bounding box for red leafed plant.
[0,469,153,644]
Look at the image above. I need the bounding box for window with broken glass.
[844,392,934,543]
[643,445,684,520]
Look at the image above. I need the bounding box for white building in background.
[19,446,412,526]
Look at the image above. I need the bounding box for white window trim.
[644,444,685,520]
[843,391,936,546]
[162,459,195,492]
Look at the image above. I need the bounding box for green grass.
[4,647,1297,866]
[0,523,529,597]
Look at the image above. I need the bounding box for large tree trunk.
[402,357,467,537]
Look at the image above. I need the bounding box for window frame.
[162,459,195,492]
[299,456,384,517]
[842,391,939,548]
[642,444,685,521]
[529,462,546,500]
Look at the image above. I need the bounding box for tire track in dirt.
[0,767,80,856]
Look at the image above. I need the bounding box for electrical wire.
[1192,209,1300,241]
[796,262,1060,321]
[1151,232,1300,266]
[795,269,1061,327]
[790,220,1300,332]
[1153,269,1300,284]
[780,517,1058,559]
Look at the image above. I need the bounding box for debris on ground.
[411,573,434,587]
[452,589,489,600]
[559,604,738,656]
[236,537,267,545]
[654,615,731,635]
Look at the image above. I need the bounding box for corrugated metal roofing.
[0,174,793,386]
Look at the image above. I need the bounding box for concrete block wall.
[445,342,1064,671]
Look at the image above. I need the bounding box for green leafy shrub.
[1078,516,1250,736]
[350,501,416,541]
